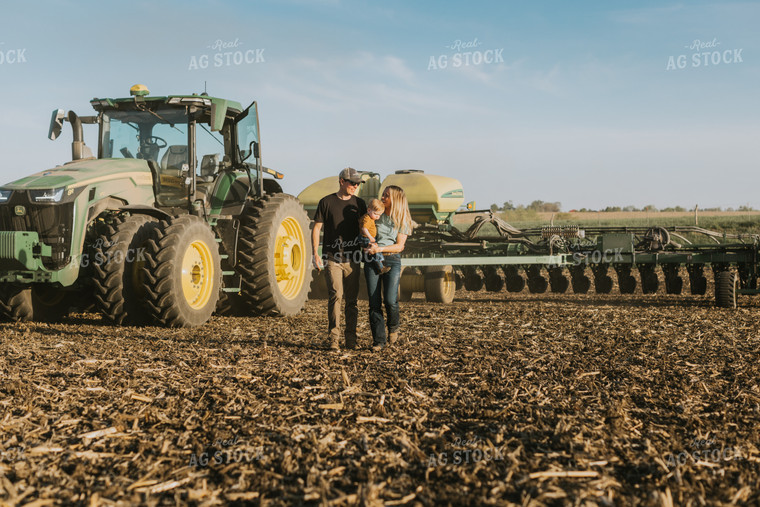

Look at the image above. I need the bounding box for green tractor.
[0,84,312,327]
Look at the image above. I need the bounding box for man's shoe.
[329,337,340,351]
[345,336,357,350]
[388,332,399,345]
[371,343,385,351]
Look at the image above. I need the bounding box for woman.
[364,185,413,350]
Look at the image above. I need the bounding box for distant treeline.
[489,201,756,213]
[491,200,562,213]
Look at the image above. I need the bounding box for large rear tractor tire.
[715,271,738,309]
[143,215,222,327]
[424,265,456,303]
[0,285,74,322]
[92,214,158,325]
[237,194,312,316]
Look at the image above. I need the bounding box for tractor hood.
[2,158,153,191]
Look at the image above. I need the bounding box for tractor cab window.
[195,122,225,182]
[101,108,193,207]
[101,108,191,206]
[235,102,259,164]
[101,108,189,169]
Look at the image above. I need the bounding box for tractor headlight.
[0,189,11,203]
[29,187,65,203]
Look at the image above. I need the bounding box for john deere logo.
[441,189,464,199]
[14,205,25,216]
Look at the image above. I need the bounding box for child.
[360,199,391,274]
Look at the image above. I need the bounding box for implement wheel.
[616,266,637,294]
[570,269,591,294]
[424,265,456,303]
[594,274,613,294]
[483,266,504,292]
[639,266,659,294]
[143,215,222,327]
[663,265,684,295]
[463,266,484,292]
[715,271,737,309]
[548,268,569,294]
[503,266,525,293]
[688,266,708,295]
[527,266,548,294]
[92,214,158,325]
[237,194,312,316]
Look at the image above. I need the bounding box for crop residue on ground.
[1,292,759,505]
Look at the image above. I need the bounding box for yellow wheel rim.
[443,268,456,296]
[274,217,306,299]
[181,240,215,309]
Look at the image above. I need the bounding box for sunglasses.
[343,179,361,186]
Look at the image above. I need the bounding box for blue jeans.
[364,254,402,346]
[360,237,386,272]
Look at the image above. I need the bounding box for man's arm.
[312,221,324,270]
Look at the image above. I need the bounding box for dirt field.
[2,290,760,506]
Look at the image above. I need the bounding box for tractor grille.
[0,192,74,270]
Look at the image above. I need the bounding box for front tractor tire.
[237,193,312,316]
[0,285,73,322]
[143,215,222,327]
[92,214,158,325]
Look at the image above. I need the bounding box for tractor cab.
[51,84,273,215]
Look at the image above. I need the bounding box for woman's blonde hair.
[384,185,412,235]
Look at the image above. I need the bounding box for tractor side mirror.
[48,109,66,140]
[253,141,259,159]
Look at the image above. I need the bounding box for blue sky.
[1,0,757,210]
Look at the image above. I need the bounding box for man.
[312,167,367,350]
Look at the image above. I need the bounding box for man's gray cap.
[339,167,362,183]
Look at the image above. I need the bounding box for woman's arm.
[369,233,407,254]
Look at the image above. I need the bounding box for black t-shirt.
[314,193,367,261]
